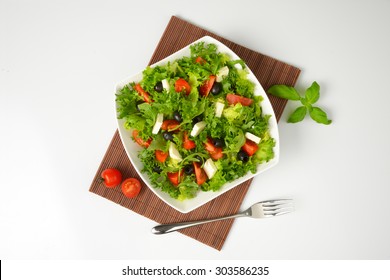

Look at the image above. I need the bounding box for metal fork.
[151,199,294,234]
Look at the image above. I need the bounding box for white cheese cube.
[152,113,164,134]
[215,102,225,118]
[234,63,243,70]
[204,158,218,179]
[245,132,261,144]
[169,142,182,162]
[216,66,229,82]
[162,79,170,91]
[190,121,206,137]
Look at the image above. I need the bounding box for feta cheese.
[215,102,225,118]
[216,66,229,82]
[161,79,170,91]
[169,142,182,162]
[152,113,164,134]
[204,158,218,179]
[234,63,243,70]
[190,121,206,137]
[245,132,261,144]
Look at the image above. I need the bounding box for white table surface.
[1,0,390,260]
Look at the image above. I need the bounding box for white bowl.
[115,36,279,213]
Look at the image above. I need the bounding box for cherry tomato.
[199,75,216,97]
[195,56,206,65]
[155,150,168,163]
[161,119,180,132]
[204,138,224,160]
[226,93,253,106]
[183,132,196,150]
[134,83,152,103]
[193,162,207,185]
[242,139,259,156]
[174,78,191,95]
[121,178,142,198]
[167,171,182,186]
[132,130,152,148]
[101,168,122,188]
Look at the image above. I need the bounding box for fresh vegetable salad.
[116,42,275,200]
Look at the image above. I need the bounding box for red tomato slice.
[242,139,259,156]
[226,93,253,106]
[174,78,191,95]
[132,130,152,148]
[204,139,224,160]
[199,75,216,97]
[121,178,142,198]
[183,132,196,150]
[161,119,180,132]
[101,168,122,188]
[195,56,206,65]
[155,150,168,163]
[167,171,182,186]
[193,162,207,185]
[134,83,152,103]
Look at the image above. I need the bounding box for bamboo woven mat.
[89,16,301,251]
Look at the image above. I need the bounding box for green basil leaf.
[305,81,320,104]
[309,106,332,125]
[300,96,309,107]
[268,85,301,100]
[287,106,307,123]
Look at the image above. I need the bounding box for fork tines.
[262,199,294,217]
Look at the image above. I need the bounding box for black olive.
[237,150,249,163]
[184,164,194,175]
[153,166,162,174]
[173,111,182,122]
[163,131,174,141]
[192,115,203,124]
[154,81,163,92]
[212,138,224,148]
[194,155,204,165]
[211,82,222,95]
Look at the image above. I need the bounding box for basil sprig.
[268,81,332,125]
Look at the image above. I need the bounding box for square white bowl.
[115,36,279,213]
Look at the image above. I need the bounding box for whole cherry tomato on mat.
[121,178,142,198]
[101,168,122,188]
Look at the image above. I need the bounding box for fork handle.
[151,213,245,234]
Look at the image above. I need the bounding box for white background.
[1,0,390,260]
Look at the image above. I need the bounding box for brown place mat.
[89,16,301,251]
